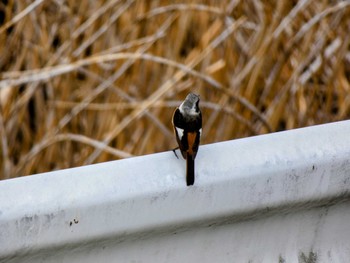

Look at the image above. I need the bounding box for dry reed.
[0,0,350,179]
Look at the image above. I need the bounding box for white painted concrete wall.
[1,121,350,262]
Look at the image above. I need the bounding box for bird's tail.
[186,152,195,186]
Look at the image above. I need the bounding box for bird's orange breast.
[187,132,197,155]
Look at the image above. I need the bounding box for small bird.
[172,93,202,186]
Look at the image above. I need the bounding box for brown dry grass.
[1,0,350,180]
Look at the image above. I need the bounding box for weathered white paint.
[1,121,350,262]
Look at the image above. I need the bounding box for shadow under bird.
[172,93,202,186]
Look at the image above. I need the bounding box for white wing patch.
[199,128,202,137]
[175,127,185,140]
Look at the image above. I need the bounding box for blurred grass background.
[0,0,350,180]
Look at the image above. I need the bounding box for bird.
[172,93,202,186]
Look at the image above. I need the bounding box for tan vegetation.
[0,0,350,179]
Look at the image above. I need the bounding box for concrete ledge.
[1,121,350,262]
